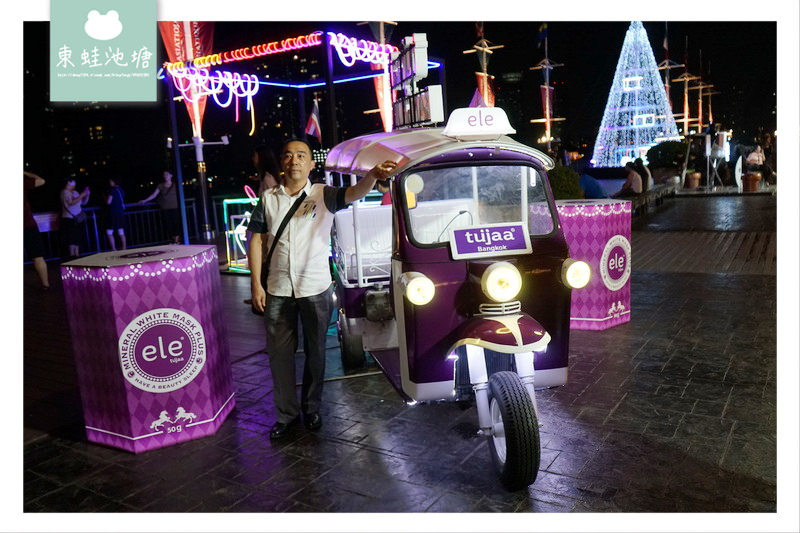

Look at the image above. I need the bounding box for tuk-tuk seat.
[333,204,393,283]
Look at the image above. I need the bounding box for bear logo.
[84,10,123,41]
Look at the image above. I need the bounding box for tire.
[487,371,540,491]
[338,311,366,371]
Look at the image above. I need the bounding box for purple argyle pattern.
[556,201,632,331]
[61,246,235,453]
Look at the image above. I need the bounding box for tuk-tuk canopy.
[325,127,555,177]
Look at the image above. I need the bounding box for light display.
[327,32,397,67]
[591,21,681,167]
[163,31,397,71]
[167,66,260,135]
[164,31,325,70]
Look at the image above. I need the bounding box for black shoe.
[304,412,322,431]
[269,417,299,439]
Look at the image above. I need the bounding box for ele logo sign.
[118,308,207,393]
[600,235,631,291]
[50,0,156,102]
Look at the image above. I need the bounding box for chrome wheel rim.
[490,397,507,464]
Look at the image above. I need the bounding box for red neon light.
[164,31,324,70]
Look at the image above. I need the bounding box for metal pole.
[325,33,338,146]
[298,87,307,142]
[544,36,551,155]
[167,80,190,245]
[433,56,447,116]
[192,136,214,243]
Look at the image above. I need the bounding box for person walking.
[138,171,181,244]
[24,171,50,289]
[247,138,397,439]
[105,177,127,251]
[60,177,90,257]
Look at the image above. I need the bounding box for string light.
[164,31,325,70]
[556,202,632,218]
[61,250,218,283]
[591,22,681,168]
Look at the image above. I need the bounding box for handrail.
[26,200,200,262]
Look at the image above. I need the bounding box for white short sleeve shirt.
[248,181,347,298]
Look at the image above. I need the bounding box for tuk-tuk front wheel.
[488,371,541,491]
[338,312,366,371]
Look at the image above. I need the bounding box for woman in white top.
[613,162,643,198]
[60,178,90,257]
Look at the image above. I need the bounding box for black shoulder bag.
[252,191,307,315]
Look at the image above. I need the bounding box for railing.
[28,193,278,263]
[28,200,200,261]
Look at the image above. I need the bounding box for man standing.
[247,139,397,439]
[23,171,50,290]
[105,177,127,251]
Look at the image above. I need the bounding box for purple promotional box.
[556,199,632,330]
[60,245,235,453]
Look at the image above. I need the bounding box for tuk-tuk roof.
[325,127,555,177]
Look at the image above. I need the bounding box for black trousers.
[265,285,332,423]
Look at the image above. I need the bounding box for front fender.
[448,314,551,354]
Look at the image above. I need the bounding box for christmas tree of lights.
[591,21,681,167]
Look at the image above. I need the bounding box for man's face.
[280,141,314,182]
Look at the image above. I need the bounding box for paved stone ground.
[19,195,784,523]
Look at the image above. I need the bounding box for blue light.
[260,71,385,89]
[260,80,322,89]
[162,59,440,89]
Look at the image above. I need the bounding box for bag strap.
[264,190,307,273]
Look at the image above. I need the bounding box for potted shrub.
[743,171,762,192]
[547,164,583,200]
[646,141,688,184]
[684,169,701,188]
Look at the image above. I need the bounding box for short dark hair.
[280,137,312,155]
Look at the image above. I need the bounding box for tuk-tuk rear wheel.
[487,371,540,491]
[338,312,366,371]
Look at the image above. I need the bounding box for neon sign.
[163,31,398,70]
[326,32,397,67]
[243,185,258,202]
[168,66,260,135]
[165,31,324,70]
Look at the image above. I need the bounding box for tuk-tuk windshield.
[402,164,554,245]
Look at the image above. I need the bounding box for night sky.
[23,20,777,209]
[207,20,776,143]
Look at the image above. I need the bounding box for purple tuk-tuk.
[325,107,590,490]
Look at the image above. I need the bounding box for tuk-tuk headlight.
[400,271,435,305]
[562,258,591,289]
[481,262,522,303]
